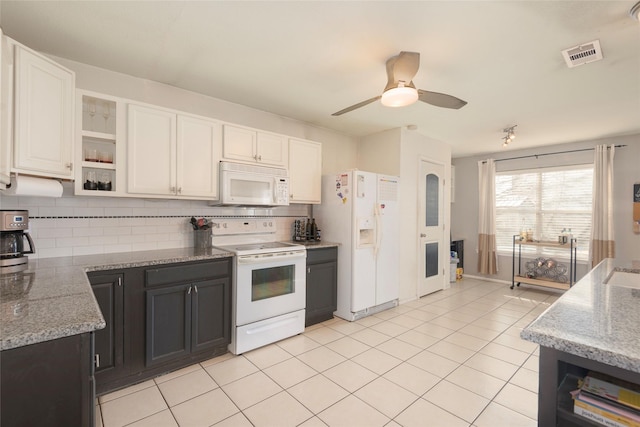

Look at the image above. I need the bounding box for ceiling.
[1,1,639,157]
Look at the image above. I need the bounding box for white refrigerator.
[315,170,400,321]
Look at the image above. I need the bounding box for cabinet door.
[1,31,12,186]
[89,272,124,381]
[222,124,256,163]
[177,115,221,198]
[256,132,287,167]
[306,257,337,327]
[289,138,322,204]
[128,104,176,195]
[146,285,191,366]
[191,278,230,353]
[13,45,74,178]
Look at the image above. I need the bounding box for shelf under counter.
[513,275,571,291]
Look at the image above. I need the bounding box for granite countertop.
[296,241,340,249]
[0,247,233,351]
[521,258,640,373]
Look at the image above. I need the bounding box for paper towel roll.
[3,175,64,197]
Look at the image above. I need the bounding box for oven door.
[235,249,306,326]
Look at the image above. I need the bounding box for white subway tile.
[73,227,104,237]
[73,207,105,217]
[38,247,72,258]
[91,218,121,227]
[58,218,90,228]
[103,244,133,254]
[73,245,104,256]
[117,235,144,244]
[35,238,56,249]
[90,235,119,245]
[147,233,169,242]
[104,207,134,216]
[119,217,146,227]
[132,225,157,235]
[39,228,74,238]
[132,242,158,252]
[103,226,132,236]
[39,206,75,217]
[56,197,88,207]
[56,236,90,248]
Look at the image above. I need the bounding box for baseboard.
[462,274,511,285]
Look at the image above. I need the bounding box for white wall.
[51,55,359,180]
[451,135,640,282]
[359,128,452,303]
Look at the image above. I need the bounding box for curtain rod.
[482,144,626,163]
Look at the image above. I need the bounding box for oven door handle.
[237,251,306,264]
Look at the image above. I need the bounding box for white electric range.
[211,218,306,355]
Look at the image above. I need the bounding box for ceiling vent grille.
[561,40,603,68]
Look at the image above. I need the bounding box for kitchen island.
[520,258,640,427]
[0,247,233,427]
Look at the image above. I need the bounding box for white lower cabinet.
[128,104,220,198]
[12,42,75,178]
[288,138,322,204]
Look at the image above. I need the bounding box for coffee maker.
[1,210,35,272]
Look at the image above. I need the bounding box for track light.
[502,125,517,148]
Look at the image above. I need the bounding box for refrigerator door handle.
[374,205,382,258]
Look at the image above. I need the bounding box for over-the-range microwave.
[211,161,290,207]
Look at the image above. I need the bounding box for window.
[495,165,593,260]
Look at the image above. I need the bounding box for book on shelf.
[573,396,640,427]
[581,372,640,411]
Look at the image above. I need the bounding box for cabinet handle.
[95,354,100,368]
[187,286,192,295]
[307,267,310,274]
[178,187,182,194]
[117,277,122,287]
[194,285,198,293]
[257,155,262,161]
[66,163,73,171]
[170,186,176,193]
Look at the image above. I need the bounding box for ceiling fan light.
[381,86,418,107]
[630,1,640,21]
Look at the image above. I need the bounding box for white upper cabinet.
[13,43,75,178]
[128,103,220,199]
[222,124,287,167]
[176,115,221,199]
[288,138,322,204]
[128,104,176,196]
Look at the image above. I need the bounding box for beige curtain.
[590,145,615,267]
[478,159,498,274]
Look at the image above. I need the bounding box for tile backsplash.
[1,183,310,259]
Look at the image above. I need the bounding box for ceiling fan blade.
[331,95,381,116]
[393,51,420,83]
[417,89,467,109]
[385,51,420,91]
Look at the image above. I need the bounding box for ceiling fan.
[331,51,467,116]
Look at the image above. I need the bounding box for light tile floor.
[96,277,559,427]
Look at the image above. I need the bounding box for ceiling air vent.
[561,40,603,68]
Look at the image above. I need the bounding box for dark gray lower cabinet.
[89,258,231,395]
[145,260,231,367]
[305,247,338,327]
[0,333,94,427]
[88,271,124,385]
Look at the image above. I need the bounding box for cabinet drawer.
[145,259,230,287]
[306,247,337,265]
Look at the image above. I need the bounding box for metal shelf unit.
[511,235,577,290]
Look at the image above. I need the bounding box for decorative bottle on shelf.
[310,218,318,241]
[305,218,311,241]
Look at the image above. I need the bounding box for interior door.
[418,160,445,296]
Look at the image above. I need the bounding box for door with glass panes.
[418,160,445,296]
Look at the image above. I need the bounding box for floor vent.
[561,40,603,68]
